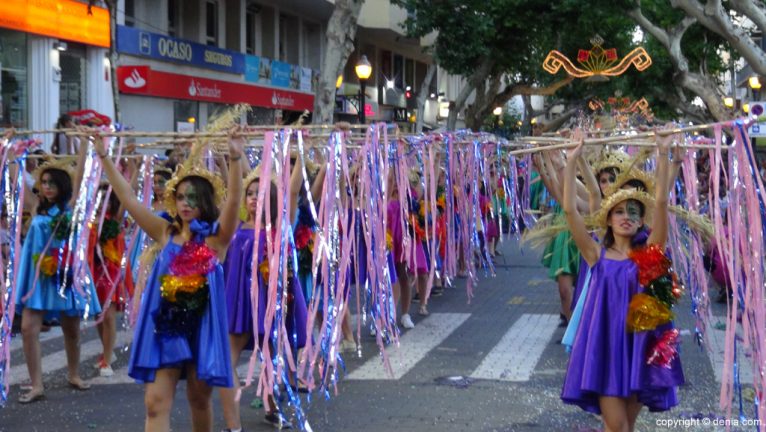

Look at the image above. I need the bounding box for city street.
[1,238,747,431]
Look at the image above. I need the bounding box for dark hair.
[602,199,646,249]
[246,180,278,224]
[55,114,72,128]
[36,168,73,215]
[99,186,121,217]
[154,170,172,181]
[623,179,647,191]
[598,167,619,179]
[173,176,219,225]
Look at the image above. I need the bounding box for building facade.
[0,0,113,149]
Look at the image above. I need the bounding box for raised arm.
[70,132,88,207]
[94,135,169,243]
[648,128,673,247]
[562,131,600,266]
[289,153,303,222]
[214,128,245,246]
[577,155,602,214]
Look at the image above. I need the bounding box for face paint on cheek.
[626,201,642,223]
[185,191,199,209]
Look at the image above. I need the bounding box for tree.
[669,0,766,76]
[313,0,366,124]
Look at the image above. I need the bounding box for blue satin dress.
[128,220,233,387]
[15,205,101,317]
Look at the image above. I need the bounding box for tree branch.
[730,0,766,35]
[671,0,766,75]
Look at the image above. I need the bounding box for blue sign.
[116,25,245,74]
[271,61,292,88]
[245,55,260,82]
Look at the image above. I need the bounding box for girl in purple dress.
[220,163,308,431]
[560,129,684,432]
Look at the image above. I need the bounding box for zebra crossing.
[6,312,735,389]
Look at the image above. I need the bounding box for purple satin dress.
[561,248,684,414]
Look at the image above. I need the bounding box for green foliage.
[394,0,732,121]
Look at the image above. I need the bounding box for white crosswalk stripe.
[347,313,471,380]
[8,328,133,386]
[8,312,564,387]
[470,313,559,381]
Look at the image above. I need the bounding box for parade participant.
[95,128,243,432]
[387,171,416,328]
[15,142,99,404]
[88,185,134,377]
[220,161,308,431]
[560,129,684,432]
[152,167,173,214]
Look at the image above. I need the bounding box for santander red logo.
[271,92,295,108]
[123,68,147,89]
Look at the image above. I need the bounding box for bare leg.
[220,333,251,430]
[626,395,643,432]
[20,308,45,398]
[395,262,411,316]
[186,365,214,432]
[341,308,354,342]
[98,304,117,365]
[60,314,87,387]
[144,368,181,432]
[557,274,574,322]
[417,274,429,315]
[599,396,630,432]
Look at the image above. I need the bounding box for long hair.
[169,176,219,232]
[36,168,73,215]
[602,199,646,249]
[246,180,278,225]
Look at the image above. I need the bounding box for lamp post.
[355,55,372,124]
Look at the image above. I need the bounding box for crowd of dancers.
[0,120,721,432]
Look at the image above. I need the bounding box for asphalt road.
[1,238,752,432]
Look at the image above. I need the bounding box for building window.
[0,29,28,128]
[174,100,199,131]
[246,3,260,55]
[206,0,218,46]
[168,0,178,37]
[393,54,404,89]
[124,0,135,27]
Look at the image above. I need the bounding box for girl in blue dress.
[560,129,684,432]
[16,145,100,404]
[95,130,243,432]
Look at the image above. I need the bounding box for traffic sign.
[749,101,766,137]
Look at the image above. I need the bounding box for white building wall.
[28,36,60,149]
[86,48,115,121]
[120,95,174,133]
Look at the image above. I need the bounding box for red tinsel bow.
[294,225,313,250]
[169,242,217,276]
[628,244,671,287]
[646,328,680,368]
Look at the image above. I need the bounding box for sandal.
[418,305,429,316]
[18,389,45,404]
[67,378,91,391]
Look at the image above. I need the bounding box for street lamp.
[724,97,734,108]
[355,55,372,124]
[750,76,762,100]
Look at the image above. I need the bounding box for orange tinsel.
[628,244,671,286]
[626,293,673,332]
[160,274,207,303]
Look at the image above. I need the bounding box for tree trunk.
[107,0,120,124]
[313,0,365,125]
[446,58,494,130]
[627,8,730,122]
[670,0,766,76]
[415,64,436,133]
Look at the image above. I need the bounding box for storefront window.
[59,43,88,115]
[0,28,28,128]
[174,100,199,131]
